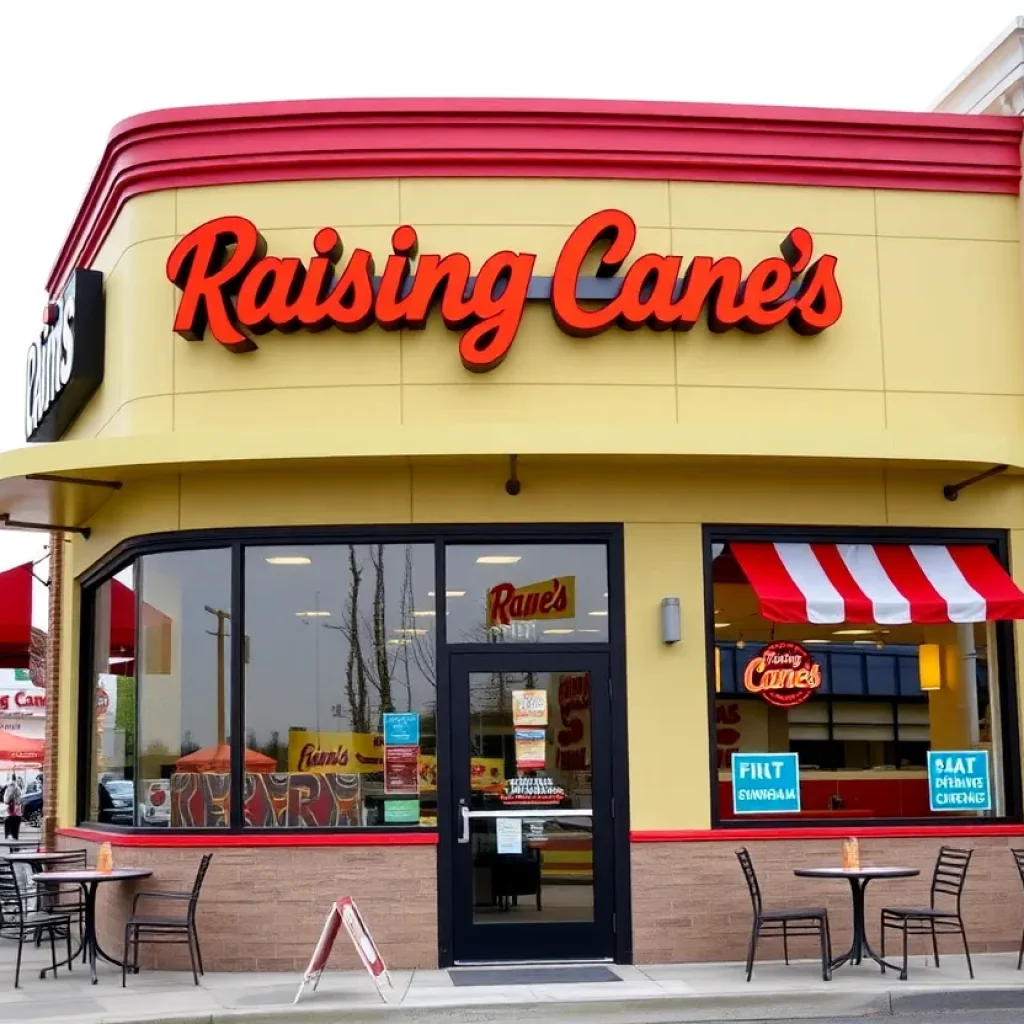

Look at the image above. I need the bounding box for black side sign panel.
[25,269,105,443]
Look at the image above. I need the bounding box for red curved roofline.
[47,96,1022,298]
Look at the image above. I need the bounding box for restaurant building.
[2,90,1024,972]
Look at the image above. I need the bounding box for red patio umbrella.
[174,744,276,774]
[0,730,44,764]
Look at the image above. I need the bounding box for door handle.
[457,805,470,844]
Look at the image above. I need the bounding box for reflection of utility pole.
[204,606,229,748]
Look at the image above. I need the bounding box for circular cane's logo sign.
[743,641,822,708]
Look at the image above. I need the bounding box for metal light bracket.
[942,465,1008,502]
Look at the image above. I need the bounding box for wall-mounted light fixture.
[919,643,942,691]
[661,597,680,644]
[715,646,722,692]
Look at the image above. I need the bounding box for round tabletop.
[4,851,75,864]
[794,867,921,880]
[39,868,152,884]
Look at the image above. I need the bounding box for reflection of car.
[22,791,42,828]
[141,780,170,826]
[98,780,134,825]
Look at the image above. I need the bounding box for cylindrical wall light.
[661,597,681,644]
[919,643,943,691]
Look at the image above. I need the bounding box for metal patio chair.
[736,847,832,982]
[122,853,212,987]
[1011,849,1024,969]
[36,850,87,954]
[880,846,974,981]
[0,861,73,987]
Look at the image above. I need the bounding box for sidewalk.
[4,946,1024,1024]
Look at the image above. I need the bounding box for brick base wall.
[56,838,438,972]
[632,836,1023,964]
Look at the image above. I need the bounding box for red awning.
[730,543,1024,625]
[0,564,32,670]
[0,730,44,764]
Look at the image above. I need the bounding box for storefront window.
[242,543,437,828]
[137,550,232,828]
[445,544,609,643]
[710,537,1017,823]
[79,531,617,832]
[85,566,137,824]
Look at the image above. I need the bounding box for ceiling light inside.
[296,610,330,618]
[476,555,522,565]
[266,556,311,566]
[543,628,575,635]
[428,590,467,598]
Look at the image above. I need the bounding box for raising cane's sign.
[166,209,842,370]
[743,641,822,709]
[487,576,575,627]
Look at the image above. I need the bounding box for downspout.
[43,532,63,851]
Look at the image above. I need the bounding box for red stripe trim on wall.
[56,827,439,848]
[631,826,1024,843]
[47,97,1021,297]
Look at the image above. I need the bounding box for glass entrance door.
[449,652,616,963]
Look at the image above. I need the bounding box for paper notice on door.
[496,817,523,855]
[512,690,548,727]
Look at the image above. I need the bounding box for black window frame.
[75,523,626,836]
[704,523,1024,829]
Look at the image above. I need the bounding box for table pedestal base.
[830,877,906,979]
[41,882,128,985]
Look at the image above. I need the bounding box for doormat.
[449,966,620,986]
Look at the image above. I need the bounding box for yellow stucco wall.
[54,459,1024,830]
[46,175,1024,829]
[62,179,1024,449]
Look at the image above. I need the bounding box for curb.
[30,981,1024,1024]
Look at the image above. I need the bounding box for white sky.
[0,0,1020,615]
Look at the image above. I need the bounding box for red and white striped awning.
[730,543,1024,624]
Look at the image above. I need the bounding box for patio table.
[794,866,920,974]
[36,868,152,984]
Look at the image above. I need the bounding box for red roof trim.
[631,825,1024,843]
[56,826,438,848]
[46,97,1022,298]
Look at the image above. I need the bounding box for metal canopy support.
[0,514,90,539]
[942,464,1009,502]
[25,473,122,490]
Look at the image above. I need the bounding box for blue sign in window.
[383,713,420,747]
[731,753,801,815]
[927,750,991,813]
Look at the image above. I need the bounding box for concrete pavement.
[2,945,1024,1023]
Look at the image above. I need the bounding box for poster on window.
[384,745,419,795]
[514,728,547,770]
[512,690,548,727]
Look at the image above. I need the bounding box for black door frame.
[436,527,631,967]
[446,650,615,964]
